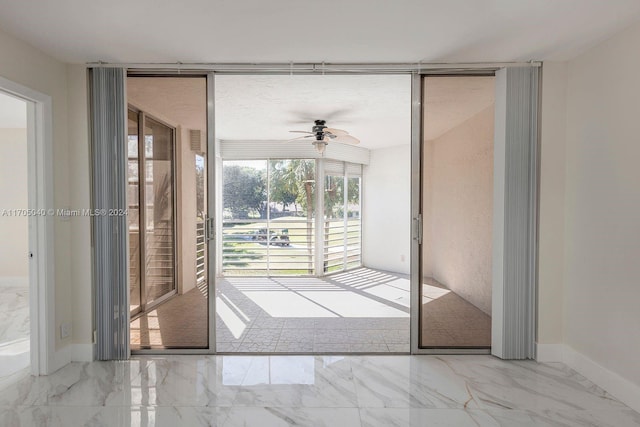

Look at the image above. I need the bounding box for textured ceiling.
[0,1,639,64]
[215,74,412,149]
[127,77,207,132]
[125,75,495,150]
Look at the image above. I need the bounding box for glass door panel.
[143,117,176,306]
[128,109,141,315]
[127,76,208,350]
[419,75,495,349]
[221,159,316,276]
[345,176,361,269]
[268,159,316,275]
[323,174,344,273]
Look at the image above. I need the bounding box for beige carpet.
[421,278,491,348]
[130,282,208,349]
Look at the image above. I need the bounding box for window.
[221,158,362,276]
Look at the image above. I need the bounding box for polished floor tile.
[1,355,639,426]
[0,285,30,379]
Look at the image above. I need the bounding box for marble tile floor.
[0,355,639,426]
[0,285,30,378]
[0,286,30,345]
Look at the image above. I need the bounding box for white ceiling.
[125,74,494,150]
[215,75,412,149]
[0,92,27,128]
[0,1,639,63]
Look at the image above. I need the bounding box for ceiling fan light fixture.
[314,141,327,154]
[288,120,358,152]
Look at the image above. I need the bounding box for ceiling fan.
[288,119,360,153]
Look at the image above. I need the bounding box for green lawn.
[221,216,360,275]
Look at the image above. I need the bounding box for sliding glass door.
[128,108,177,316]
[417,75,495,350]
[127,75,209,351]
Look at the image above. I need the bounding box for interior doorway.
[419,75,495,349]
[0,91,30,377]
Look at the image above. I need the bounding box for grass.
[221,216,361,275]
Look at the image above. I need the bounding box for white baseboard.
[536,343,640,413]
[50,344,71,374]
[535,343,565,362]
[0,276,29,287]
[71,343,94,362]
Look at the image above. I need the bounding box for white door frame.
[0,76,55,375]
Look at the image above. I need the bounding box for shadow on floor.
[131,268,411,352]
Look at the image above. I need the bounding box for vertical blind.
[493,66,539,359]
[90,67,129,360]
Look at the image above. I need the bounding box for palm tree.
[273,160,315,273]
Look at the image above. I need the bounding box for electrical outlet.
[60,322,72,339]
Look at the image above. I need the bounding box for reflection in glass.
[420,75,494,349]
[222,356,316,385]
[127,76,208,350]
[143,118,176,305]
[128,110,141,313]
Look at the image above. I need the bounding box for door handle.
[413,214,423,244]
[206,217,215,241]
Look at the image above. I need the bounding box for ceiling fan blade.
[333,134,360,145]
[289,130,313,134]
[323,127,348,136]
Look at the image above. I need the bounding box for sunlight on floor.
[225,269,412,319]
[422,283,451,304]
[216,296,250,339]
[225,275,410,318]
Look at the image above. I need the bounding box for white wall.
[66,65,92,357]
[362,144,410,274]
[562,22,640,387]
[422,106,494,315]
[0,27,74,361]
[0,128,28,280]
[537,62,568,347]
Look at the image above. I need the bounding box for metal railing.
[323,218,362,273]
[222,217,315,276]
[196,220,206,284]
